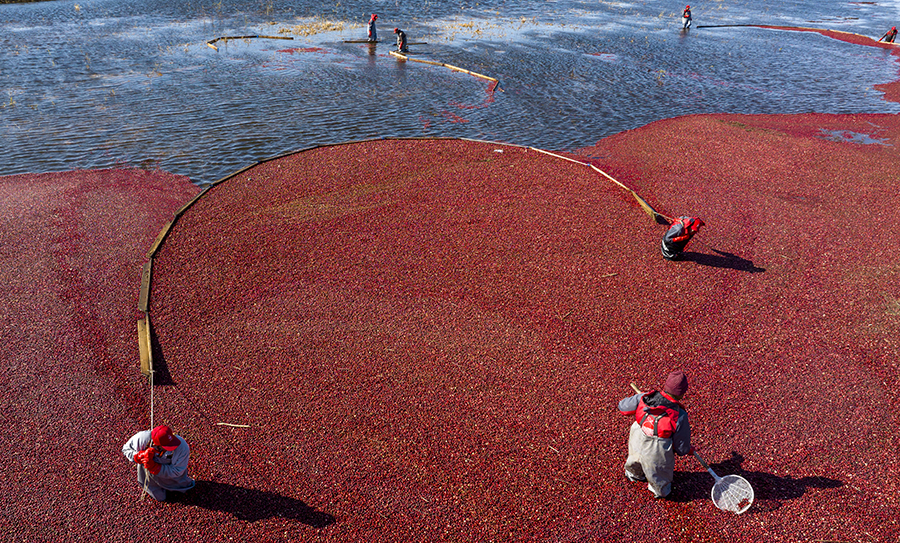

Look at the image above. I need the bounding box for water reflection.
[1,0,898,185]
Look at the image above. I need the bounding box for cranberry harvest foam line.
[134,138,671,385]
[135,139,669,379]
[702,23,899,49]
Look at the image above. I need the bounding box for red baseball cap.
[151,425,180,451]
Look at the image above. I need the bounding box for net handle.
[693,451,722,482]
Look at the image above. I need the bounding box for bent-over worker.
[394,27,408,53]
[879,26,897,43]
[618,371,694,498]
[661,216,704,260]
[122,425,195,501]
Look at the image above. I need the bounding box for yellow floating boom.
[389,51,498,83]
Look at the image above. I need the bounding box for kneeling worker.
[123,425,195,501]
[394,27,408,53]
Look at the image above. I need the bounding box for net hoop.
[711,475,754,514]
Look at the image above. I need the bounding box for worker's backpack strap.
[638,410,668,437]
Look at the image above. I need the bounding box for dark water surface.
[2,0,899,185]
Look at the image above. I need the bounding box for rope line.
[139,362,154,501]
[528,147,672,224]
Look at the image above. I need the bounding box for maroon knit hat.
[663,370,688,397]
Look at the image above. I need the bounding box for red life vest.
[634,391,684,438]
[669,216,704,243]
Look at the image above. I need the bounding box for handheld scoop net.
[693,451,754,514]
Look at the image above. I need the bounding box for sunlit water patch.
[819,129,891,145]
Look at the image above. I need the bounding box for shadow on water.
[680,249,766,273]
[669,451,843,511]
[180,480,336,527]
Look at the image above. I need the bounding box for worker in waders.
[123,425,195,501]
[682,5,692,29]
[394,27,408,53]
[879,26,897,43]
[367,13,378,42]
[618,371,694,498]
[661,216,704,260]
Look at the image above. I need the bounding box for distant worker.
[122,425,195,501]
[682,5,692,29]
[661,216,704,260]
[394,27,408,53]
[618,371,694,499]
[879,26,897,43]
[367,13,378,42]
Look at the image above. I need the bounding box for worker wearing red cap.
[661,216,704,260]
[394,27,408,53]
[122,425,195,501]
[618,371,694,498]
[682,5,692,29]
[879,26,897,43]
[367,13,378,42]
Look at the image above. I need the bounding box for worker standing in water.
[879,26,897,43]
[682,5,692,29]
[394,27,408,53]
[367,13,378,42]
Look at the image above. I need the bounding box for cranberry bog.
[3,128,898,541]
[72,127,893,542]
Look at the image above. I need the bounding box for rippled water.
[2,0,899,185]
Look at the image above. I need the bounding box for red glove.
[133,448,150,464]
[143,454,162,475]
[688,445,697,455]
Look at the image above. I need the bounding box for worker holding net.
[618,371,693,498]
[622,378,755,513]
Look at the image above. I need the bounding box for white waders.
[624,421,676,498]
